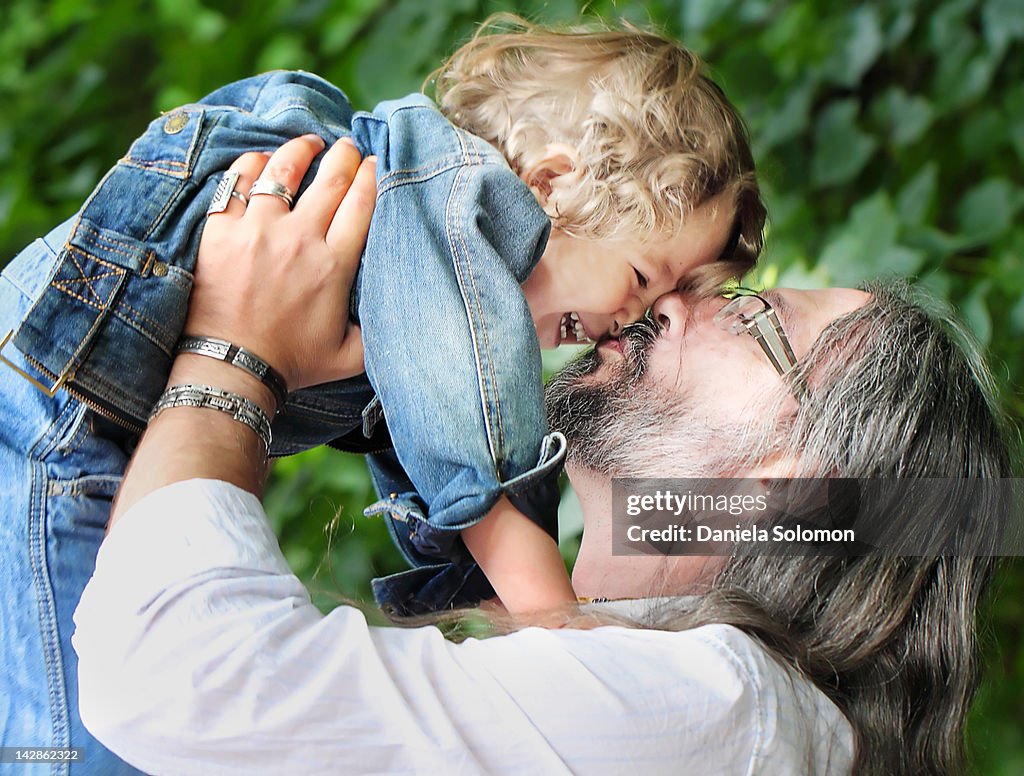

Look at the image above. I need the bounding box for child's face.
[522,193,738,349]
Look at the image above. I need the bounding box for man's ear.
[521,143,583,207]
[747,453,799,481]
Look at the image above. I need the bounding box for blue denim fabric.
[4,72,565,619]
[0,228,144,774]
[367,436,566,616]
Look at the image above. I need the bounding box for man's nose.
[651,292,689,337]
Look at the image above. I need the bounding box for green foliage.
[2,0,1022,767]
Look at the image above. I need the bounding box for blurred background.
[0,0,1021,770]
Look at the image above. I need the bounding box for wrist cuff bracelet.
[176,335,288,412]
[150,383,272,454]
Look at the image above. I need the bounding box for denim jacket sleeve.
[351,104,566,577]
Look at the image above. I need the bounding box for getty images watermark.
[612,478,1024,556]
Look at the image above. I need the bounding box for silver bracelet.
[149,384,273,454]
[176,335,288,412]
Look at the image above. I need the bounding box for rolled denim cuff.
[499,431,566,543]
[364,431,567,564]
[371,562,495,618]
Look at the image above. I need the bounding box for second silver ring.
[249,180,296,208]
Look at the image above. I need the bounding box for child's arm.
[462,494,576,617]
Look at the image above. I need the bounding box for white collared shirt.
[73,480,854,775]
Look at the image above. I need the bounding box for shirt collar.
[577,595,699,620]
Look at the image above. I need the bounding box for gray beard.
[544,316,733,479]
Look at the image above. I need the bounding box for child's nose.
[609,297,651,336]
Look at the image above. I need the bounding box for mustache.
[618,310,661,379]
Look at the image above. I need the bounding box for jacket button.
[163,112,189,134]
[152,261,168,277]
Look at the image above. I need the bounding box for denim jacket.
[6,71,566,614]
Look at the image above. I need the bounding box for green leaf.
[932,41,999,112]
[349,0,476,105]
[982,0,1024,52]
[903,225,967,259]
[897,163,938,227]
[959,108,1008,161]
[1006,84,1024,164]
[1010,294,1024,334]
[882,6,915,49]
[872,87,934,147]
[257,34,312,72]
[759,3,826,80]
[927,0,974,52]
[916,270,953,304]
[320,0,389,55]
[851,192,901,248]
[818,193,925,285]
[961,282,993,346]
[812,100,877,187]
[823,5,883,88]
[755,79,814,152]
[679,0,736,34]
[775,259,830,289]
[956,179,1018,245]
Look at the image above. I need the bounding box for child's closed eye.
[633,267,649,288]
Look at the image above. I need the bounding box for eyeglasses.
[713,290,798,375]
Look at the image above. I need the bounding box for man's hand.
[186,134,375,391]
[110,136,377,526]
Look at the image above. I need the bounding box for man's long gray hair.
[550,282,1016,776]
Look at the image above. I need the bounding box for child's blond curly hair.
[431,14,766,286]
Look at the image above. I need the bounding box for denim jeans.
[0,225,143,774]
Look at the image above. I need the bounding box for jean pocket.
[121,107,206,179]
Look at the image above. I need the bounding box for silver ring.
[229,190,249,206]
[248,179,295,208]
[207,170,247,215]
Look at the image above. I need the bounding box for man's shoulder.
[685,622,855,773]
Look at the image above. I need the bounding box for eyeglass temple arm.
[746,310,797,374]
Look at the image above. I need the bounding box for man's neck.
[566,463,614,532]
[566,462,726,599]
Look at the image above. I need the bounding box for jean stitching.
[145,120,212,243]
[465,175,507,464]
[377,158,469,194]
[117,157,188,176]
[28,405,78,756]
[448,141,505,471]
[161,263,195,291]
[76,222,149,264]
[114,301,177,351]
[52,248,121,308]
[49,283,102,310]
[119,108,200,179]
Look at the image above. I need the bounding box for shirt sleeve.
[357,150,562,551]
[72,480,851,776]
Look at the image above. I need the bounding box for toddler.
[0,21,764,764]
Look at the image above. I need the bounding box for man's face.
[547,286,871,477]
[545,286,871,598]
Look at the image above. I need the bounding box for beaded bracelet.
[149,383,272,454]
[176,335,288,412]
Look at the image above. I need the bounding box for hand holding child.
[185,134,375,392]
